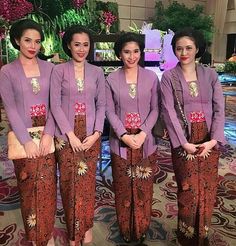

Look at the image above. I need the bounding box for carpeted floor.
[0,86,236,246]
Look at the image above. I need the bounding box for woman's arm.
[0,69,31,144]
[50,66,73,135]
[210,71,225,144]
[105,78,139,149]
[50,65,83,152]
[198,70,226,156]
[39,109,55,156]
[93,68,106,133]
[82,68,106,151]
[43,109,55,137]
[161,72,188,148]
[105,78,127,138]
[139,76,159,135]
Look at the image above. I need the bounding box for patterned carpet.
[0,87,236,245]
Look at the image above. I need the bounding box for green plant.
[215,63,225,73]
[28,0,72,19]
[224,61,236,74]
[151,1,214,44]
[1,0,120,62]
[27,6,93,61]
[54,9,91,31]
[3,40,18,63]
[128,21,141,33]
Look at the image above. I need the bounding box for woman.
[161,28,225,246]
[50,25,105,246]
[0,19,56,246]
[106,32,159,243]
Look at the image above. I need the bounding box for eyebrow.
[123,48,140,51]
[74,41,89,44]
[23,37,41,41]
[176,45,193,48]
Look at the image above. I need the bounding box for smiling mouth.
[77,53,85,57]
[128,60,136,64]
[28,50,36,54]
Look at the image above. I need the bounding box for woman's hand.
[24,140,40,159]
[181,142,199,154]
[67,131,83,152]
[133,131,147,148]
[82,132,100,152]
[198,139,217,157]
[121,134,139,149]
[39,134,53,156]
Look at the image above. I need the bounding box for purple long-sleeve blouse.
[0,58,55,145]
[106,66,159,159]
[50,60,105,140]
[161,63,226,148]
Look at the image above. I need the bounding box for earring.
[15,39,19,45]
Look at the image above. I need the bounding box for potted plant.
[224,61,236,75]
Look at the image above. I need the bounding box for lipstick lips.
[127,60,136,64]
[77,53,85,58]
[28,50,36,55]
[180,57,188,61]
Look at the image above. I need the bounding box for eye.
[134,49,140,53]
[186,47,193,50]
[36,40,41,44]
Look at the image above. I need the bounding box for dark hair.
[114,32,145,58]
[171,28,206,58]
[62,25,93,58]
[10,19,44,50]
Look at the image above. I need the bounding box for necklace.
[30,78,40,94]
[76,78,84,92]
[188,81,198,97]
[129,83,137,99]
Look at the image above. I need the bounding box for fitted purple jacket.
[161,63,226,148]
[106,66,159,159]
[50,60,105,140]
[0,58,55,144]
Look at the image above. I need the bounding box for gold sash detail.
[76,78,84,92]
[129,83,137,99]
[188,81,199,97]
[31,78,40,94]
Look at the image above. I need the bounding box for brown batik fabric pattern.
[13,115,57,246]
[55,114,100,243]
[172,122,220,246]
[111,128,158,242]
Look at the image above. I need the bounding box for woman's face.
[120,41,141,69]
[174,36,199,65]
[16,29,41,59]
[68,32,90,62]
